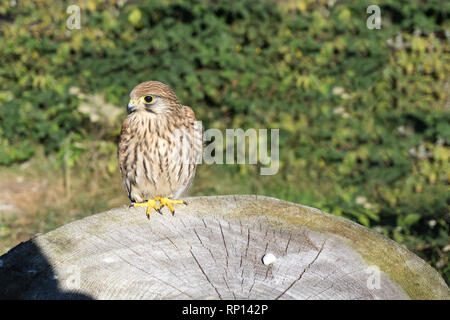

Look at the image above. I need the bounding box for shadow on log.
[0,195,448,299]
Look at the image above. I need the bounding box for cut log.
[0,195,448,299]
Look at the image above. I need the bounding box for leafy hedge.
[0,0,449,281]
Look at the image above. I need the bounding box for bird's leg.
[133,199,159,219]
[155,197,186,216]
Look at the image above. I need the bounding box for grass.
[0,150,125,255]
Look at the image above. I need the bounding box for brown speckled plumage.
[118,81,198,203]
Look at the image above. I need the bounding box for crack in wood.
[222,275,236,299]
[164,235,178,250]
[247,277,256,298]
[275,239,327,300]
[245,229,250,257]
[218,221,229,258]
[190,249,223,299]
[285,233,292,254]
[305,283,334,300]
[116,255,194,299]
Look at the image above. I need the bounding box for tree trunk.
[0,195,448,299]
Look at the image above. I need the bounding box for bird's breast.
[118,114,196,201]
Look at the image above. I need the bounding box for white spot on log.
[262,253,277,265]
[103,256,116,263]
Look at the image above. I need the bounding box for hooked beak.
[127,99,137,114]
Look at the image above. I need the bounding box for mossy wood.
[0,196,448,299]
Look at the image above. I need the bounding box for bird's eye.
[143,95,154,103]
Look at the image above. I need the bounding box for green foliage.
[0,0,449,281]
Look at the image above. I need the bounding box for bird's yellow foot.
[155,197,186,215]
[133,199,159,219]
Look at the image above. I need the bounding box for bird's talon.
[134,199,159,217]
[133,198,186,218]
[155,197,185,215]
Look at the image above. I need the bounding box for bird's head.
[127,81,181,116]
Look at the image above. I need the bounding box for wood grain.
[0,195,448,299]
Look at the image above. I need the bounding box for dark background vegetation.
[0,0,449,283]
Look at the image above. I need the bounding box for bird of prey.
[118,81,198,218]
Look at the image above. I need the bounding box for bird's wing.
[183,105,196,121]
[117,118,133,200]
[171,105,198,199]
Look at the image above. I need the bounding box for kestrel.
[118,81,198,217]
